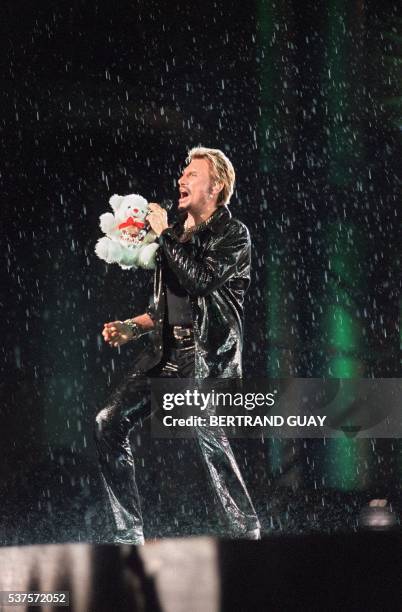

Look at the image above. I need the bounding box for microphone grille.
[161,199,174,212]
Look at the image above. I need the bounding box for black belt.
[170,325,193,339]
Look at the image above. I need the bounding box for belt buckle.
[173,326,192,339]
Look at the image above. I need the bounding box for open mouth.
[179,190,190,203]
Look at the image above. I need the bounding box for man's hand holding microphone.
[145,202,169,236]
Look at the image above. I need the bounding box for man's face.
[177,158,214,211]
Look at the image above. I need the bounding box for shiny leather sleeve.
[158,221,251,297]
[146,296,156,321]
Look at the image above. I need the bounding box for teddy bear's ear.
[109,194,124,212]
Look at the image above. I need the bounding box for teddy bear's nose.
[133,208,139,213]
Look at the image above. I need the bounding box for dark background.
[1,0,401,543]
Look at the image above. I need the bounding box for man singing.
[95,146,260,544]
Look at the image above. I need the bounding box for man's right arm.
[158,221,250,297]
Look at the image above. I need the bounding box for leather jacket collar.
[175,205,232,236]
[205,205,232,234]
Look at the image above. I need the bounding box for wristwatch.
[123,319,142,341]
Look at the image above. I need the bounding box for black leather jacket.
[132,205,251,378]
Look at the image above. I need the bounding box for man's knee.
[94,406,119,442]
[94,376,150,445]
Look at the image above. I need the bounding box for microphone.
[160,199,174,213]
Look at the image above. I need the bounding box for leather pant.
[95,328,260,541]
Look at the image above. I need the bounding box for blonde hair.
[186,146,235,206]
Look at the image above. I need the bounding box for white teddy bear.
[95,193,159,270]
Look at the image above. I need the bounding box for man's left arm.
[158,223,250,297]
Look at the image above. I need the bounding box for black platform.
[0,532,400,611]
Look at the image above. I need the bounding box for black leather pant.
[95,328,260,541]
